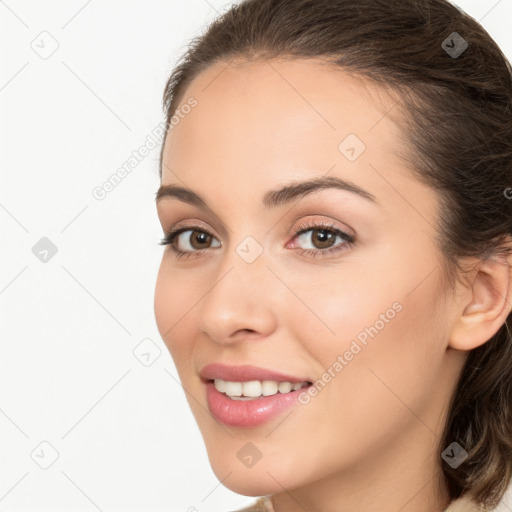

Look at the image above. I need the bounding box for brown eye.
[295,228,348,250]
[289,221,355,259]
[308,229,337,249]
[160,227,222,254]
[185,230,214,250]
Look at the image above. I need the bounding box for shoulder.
[229,493,492,512]
[444,493,492,512]
[228,496,273,512]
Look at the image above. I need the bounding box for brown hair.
[159,0,512,508]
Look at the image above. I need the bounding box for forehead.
[160,58,416,210]
[164,58,404,157]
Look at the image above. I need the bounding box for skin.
[154,58,512,512]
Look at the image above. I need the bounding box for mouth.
[202,377,313,400]
[199,362,313,385]
[202,377,314,427]
[198,363,315,426]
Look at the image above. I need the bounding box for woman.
[153,0,512,510]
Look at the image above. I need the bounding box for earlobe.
[448,253,512,351]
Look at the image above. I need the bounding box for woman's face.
[154,58,466,499]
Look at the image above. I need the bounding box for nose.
[197,248,278,345]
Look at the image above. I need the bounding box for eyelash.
[158,220,355,261]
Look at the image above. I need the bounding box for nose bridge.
[198,235,277,342]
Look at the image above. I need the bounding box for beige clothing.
[230,492,491,511]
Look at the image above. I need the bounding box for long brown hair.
[159,0,512,508]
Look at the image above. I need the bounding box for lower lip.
[204,381,309,428]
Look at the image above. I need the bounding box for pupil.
[314,229,334,249]
[192,231,210,249]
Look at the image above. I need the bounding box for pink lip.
[199,363,311,383]
[204,381,310,427]
[199,363,313,427]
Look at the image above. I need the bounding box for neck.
[269,419,452,512]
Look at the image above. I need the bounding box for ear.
[449,251,512,351]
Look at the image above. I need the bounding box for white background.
[1,1,511,511]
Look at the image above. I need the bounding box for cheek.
[281,260,398,365]
[296,237,445,364]
[314,302,443,470]
[283,243,447,418]
[154,257,197,361]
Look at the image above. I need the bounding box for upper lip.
[200,363,312,383]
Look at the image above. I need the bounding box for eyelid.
[160,216,355,261]
[288,216,355,240]
[161,216,352,244]
[164,219,219,239]
[286,218,355,255]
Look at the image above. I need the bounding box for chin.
[208,456,293,496]
[217,475,283,497]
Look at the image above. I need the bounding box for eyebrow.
[155,176,380,213]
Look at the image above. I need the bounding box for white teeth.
[278,382,292,393]
[261,380,278,396]
[215,378,227,393]
[224,381,242,397]
[213,378,309,399]
[243,380,262,397]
